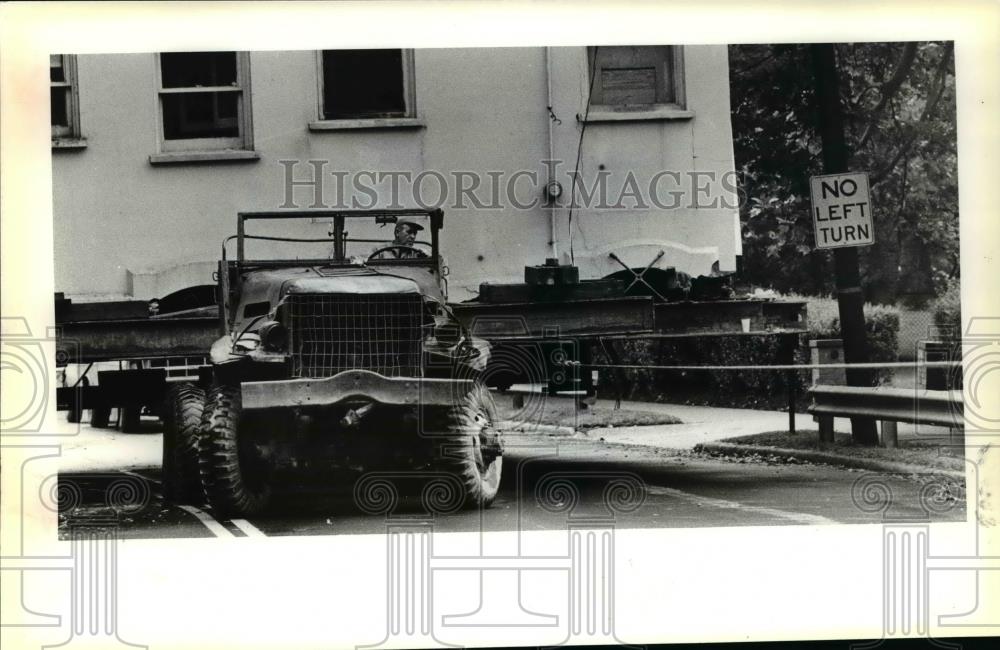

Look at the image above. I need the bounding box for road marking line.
[177,505,235,538]
[221,520,248,537]
[645,485,838,525]
[230,518,267,538]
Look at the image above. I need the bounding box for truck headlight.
[258,321,288,352]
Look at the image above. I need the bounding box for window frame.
[153,51,255,156]
[582,45,692,123]
[51,54,85,148]
[309,49,424,131]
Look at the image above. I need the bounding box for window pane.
[161,52,238,88]
[51,87,69,127]
[162,92,239,139]
[50,54,66,83]
[322,49,406,119]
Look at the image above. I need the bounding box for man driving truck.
[369,220,428,259]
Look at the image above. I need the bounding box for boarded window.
[588,46,683,109]
[320,49,411,120]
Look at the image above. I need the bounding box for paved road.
[58,434,965,540]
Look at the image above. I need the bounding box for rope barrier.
[560,360,963,372]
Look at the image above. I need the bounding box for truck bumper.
[241,369,472,411]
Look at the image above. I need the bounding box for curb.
[499,420,577,437]
[693,442,965,479]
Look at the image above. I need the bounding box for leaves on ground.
[719,429,965,472]
[494,396,681,431]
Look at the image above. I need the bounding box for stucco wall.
[52,46,738,302]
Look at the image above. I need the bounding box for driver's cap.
[396,220,424,232]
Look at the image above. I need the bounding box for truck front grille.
[285,294,425,378]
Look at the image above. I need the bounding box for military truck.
[161,209,503,517]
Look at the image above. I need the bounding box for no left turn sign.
[810,172,874,249]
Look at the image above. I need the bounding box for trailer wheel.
[429,382,503,508]
[121,406,142,433]
[198,384,272,517]
[65,376,88,423]
[90,405,111,428]
[162,383,205,504]
[66,399,84,424]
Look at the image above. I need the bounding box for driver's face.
[394,224,416,246]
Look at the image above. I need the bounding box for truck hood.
[234,265,442,329]
[284,272,420,296]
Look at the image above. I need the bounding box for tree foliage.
[729,42,958,304]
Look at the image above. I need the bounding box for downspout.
[545,46,559,260]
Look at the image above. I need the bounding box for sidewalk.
[500,391,849,451]
[503,385,955,448]
[56,416,161,472]
[501,389,964,477]
[582,399,826,450]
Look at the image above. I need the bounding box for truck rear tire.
[162,383,205,504]
[198,384,272,517]
[432,382,503,508]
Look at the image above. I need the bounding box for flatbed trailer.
[54,290,805,428]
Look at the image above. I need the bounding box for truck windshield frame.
[231,209,443,264]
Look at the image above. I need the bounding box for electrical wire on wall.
[567,46,600,266]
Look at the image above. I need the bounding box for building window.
[155,52,254,156]
[51,54,84,146]
[310,49,421,130]
[585,46,689,120]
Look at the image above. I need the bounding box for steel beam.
[451,297,655,340]
[56,317,218,364]
[54,297,806,363]
[654,300,806,334]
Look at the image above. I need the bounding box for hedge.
[801,295,900,376]
[590,295,901,409]
[591,333,798,409]
[930,278,961,338]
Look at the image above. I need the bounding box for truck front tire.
[434,382,503,508]
[161,383,205,504]
[198,384,272,517]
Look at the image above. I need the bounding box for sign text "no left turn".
[809,172,874,249]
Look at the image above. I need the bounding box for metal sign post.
[809,44,879,446]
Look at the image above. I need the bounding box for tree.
[729,42,958,304]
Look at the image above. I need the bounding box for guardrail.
[562,358,964,443]
[807,385,963,446]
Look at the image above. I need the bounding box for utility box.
[524,259,579,286]
[810,338,846,386]
[917,340,959,390]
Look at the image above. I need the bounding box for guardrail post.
[811,338,843,443]
[881,420,898,448]
[785,369,796,434]
[818,415,835,443]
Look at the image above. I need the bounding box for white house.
[51,45,740,303]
